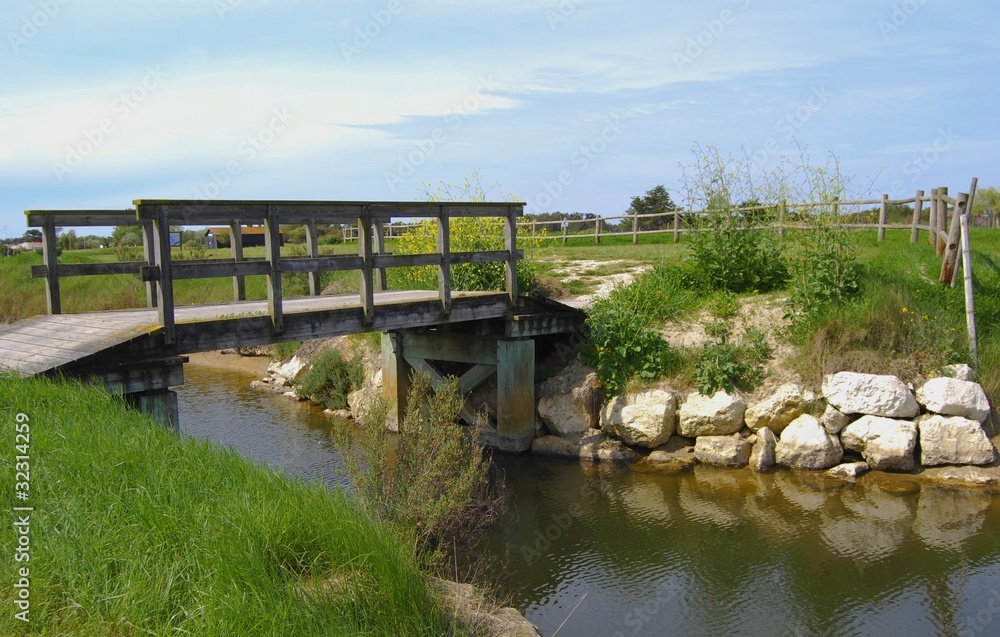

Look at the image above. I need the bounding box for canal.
[178,363,1000,637]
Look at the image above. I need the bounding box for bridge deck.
[0,290,508,376]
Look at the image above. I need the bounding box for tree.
[973,185,1000,227]
[627,185,677,231]
[111,226,141,246]
[22,229,42,243]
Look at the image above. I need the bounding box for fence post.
[41,217,60,315]
[877,194,888,242]
[937,186,948,256]
[531,219,537,241]
[940,193,967,286]
[960,211,978,368]
[673,209,680,243]
[595,217,601,244]
[778,201,786,240]
[632,210,639,244]
[561,220,568,245]
[229,222,246,301]
[910,190,924,243]
[928,189,938,247]
[437,207,451,314]
[358,206,375,324]
[505,206,518,305]
[374,219,387,291]
[152,205,175,344]
[305,219,321,296]
[141,220,158,309]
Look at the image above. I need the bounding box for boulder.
[822,372,919,418]
[916,377,991,423]
[840,415,918,472]
[917,414,996,467]
[694,436,752,468]
[775,414,843,470]
[745,384,806,435]
[826,462,871,481]
[268,355,307,387]
[530,434,637,463]
[601,389,677,449]
[750,427,777,473]
[820,404,852,435]
[678,390,747,437]
[941,363,975,381]
[536,361,604,438]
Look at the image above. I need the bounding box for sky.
[1,0,998,238]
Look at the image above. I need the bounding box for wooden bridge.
[0,200,582,452]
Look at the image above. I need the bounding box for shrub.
[695,325,771,394]
[785,214,862,324]
[685,208,788,293]
[294,349,365,410]
[335,372,506,572]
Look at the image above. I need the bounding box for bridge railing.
[26,200,524,344]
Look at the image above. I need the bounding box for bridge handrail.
[26,200,525,345]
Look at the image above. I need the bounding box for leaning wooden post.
[940,193,966,286]
[229,221,246,301]
[937,186,949,256]
[41,216,60,315]
[910,190,924,243]
[960,211,979,368]
[437,207,452,315]
[504,205,519,305]
[877,194,889,242]
[305,219,321,296]
[264,205,283,334]
[358,206,375,325]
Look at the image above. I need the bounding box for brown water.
[178,364,1000,637]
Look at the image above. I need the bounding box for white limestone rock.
[694,436,752,468]
[745,384,806,435]
[601,389,677,449]
[916,377,991,423]
[822,372,919,418]
[917,414,996,467]
[678,390,747,437]
[840,415,918,472]
[537,361,604,438]
[821,404,852,435]
[750,426,777,473]
[775,414,843,470]
[826,462,871,481]
[941,364,975,382]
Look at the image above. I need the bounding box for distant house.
[204,226,284,249]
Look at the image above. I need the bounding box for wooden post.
[358,206,375,324]
[152,206,175,344]
[264,205,283,334]
[41,217,60,315]
[632,210,639,244]
[910,190,924,243]
[673,209,681,243]
[305,219,321,296]
[505,206,518,305]
[960,212,979,368]
[531,219,537,241]
[373,219,387,291]
[877,194,888,242]
[937,186,948,256]
[437,208,451,315]
[928,189,938,247]
[496,339,535,451]
[141,220,158,309]
[561,220,568,245]
[595,217,601,244]
[229,222,246,301]
[778,201,786,240]
[940,193,966,286]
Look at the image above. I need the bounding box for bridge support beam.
[381,330,536,453]
[126,389,180,432]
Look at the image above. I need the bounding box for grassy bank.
[0,375,459,636]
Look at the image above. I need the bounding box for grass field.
[0,375,459,636]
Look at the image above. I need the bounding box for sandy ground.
[186,350,271,378]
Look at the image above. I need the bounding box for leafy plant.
[294,349,365,410]
[335,372,506,572]
[695,325,771,394]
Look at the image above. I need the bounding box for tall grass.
[0,375,457,636]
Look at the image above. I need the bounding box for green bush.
[336,372,505,572]
[685,208,788,293]
[786,217,862,324]
[294,349,365,410]
[695,325,771,394]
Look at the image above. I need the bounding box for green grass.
[0,375,458,636]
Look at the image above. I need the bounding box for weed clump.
[295,349,365,410]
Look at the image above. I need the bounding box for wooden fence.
[25,200,524,344]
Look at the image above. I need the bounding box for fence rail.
[25,200,525,345]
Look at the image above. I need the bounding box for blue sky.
[1,0,997,237]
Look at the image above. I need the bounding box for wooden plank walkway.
[0,290,508,376]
